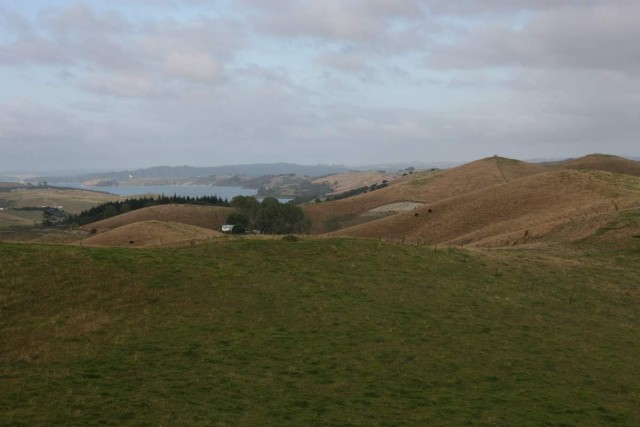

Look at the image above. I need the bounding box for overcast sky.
[1,0,638,172]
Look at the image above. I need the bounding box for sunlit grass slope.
[1,239,640,425]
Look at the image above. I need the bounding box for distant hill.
[558,154,640,177]
[0,182,27,190]
[299,154,640,247]
[329,169,640,247]
[34,163,354,183]
[304,156,547,233]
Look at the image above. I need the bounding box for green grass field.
[1,238,639,425]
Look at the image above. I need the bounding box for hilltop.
[329,169,640,247]
[304,156,547,234]
[559,153,640,177]
[301,154,640,247]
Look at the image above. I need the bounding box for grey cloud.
[1,1,638,171]
[426,2,640,72]
[0,3,242,93]
[314,50,374,75]
[0,35,69,65]
[80,73,172,99]
[0,5,30,35]
[0,100,92,169]
[0,100,83,142]
[0,3,137,70]
[43,2,131,37]
[139,16,246,60]
[425,0,603,16]
[244,0,429,50]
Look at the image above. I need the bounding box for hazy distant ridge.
[35,163,355,182]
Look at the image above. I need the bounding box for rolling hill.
[312,171,401,195]
[0,186,118,214]
[559,153,640,177]
[304,156,547,233]
[330,169,640,247]
[4,153,639,250]
[77,220,224,247]
[2,238,640,424]
[80,204,233,233]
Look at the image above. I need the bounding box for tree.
[230,195,260,226]
[224,196,311,235]
[255,197,309,234]
[226,212,250,234]
[120,203,131,214]
[103,205,119,219]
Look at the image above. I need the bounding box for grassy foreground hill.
[1,238,640,425]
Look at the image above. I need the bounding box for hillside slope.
[331,170,640,247]
[0,187,118,214]
[305,157,547,233]
[560,154,640,177]
[81,204,233,232]
[313,171,400,194]
[78,220,223,247]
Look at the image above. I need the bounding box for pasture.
[1,238,639,425]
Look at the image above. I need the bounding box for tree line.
[226,196,310,235]
[65,194,229,226]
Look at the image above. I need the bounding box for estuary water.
[52,183,257,200]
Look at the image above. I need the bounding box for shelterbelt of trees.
[66,195,229,226]
[226,196,310,235]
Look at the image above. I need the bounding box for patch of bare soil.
[363,201,425,216]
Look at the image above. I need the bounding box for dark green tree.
[230,195,260,227]
[226,212,250,234]
[255,197,309,234]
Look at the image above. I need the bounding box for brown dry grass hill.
[0,211,32,226]
[304,157,547,233]
[313,171,400,194]
[0,182,27,189]
[77,220,224,247]
[2,187,119,214]
[81,204,233,233]
[560,154,640,177]
[330,169,640,247]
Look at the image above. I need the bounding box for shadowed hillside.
[77,220,223,247]
[330,170,640,247]
[559,154,640,177]
[304,157,547,233]
[81,204,233,233]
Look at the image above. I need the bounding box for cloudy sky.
[1,0,638,172]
